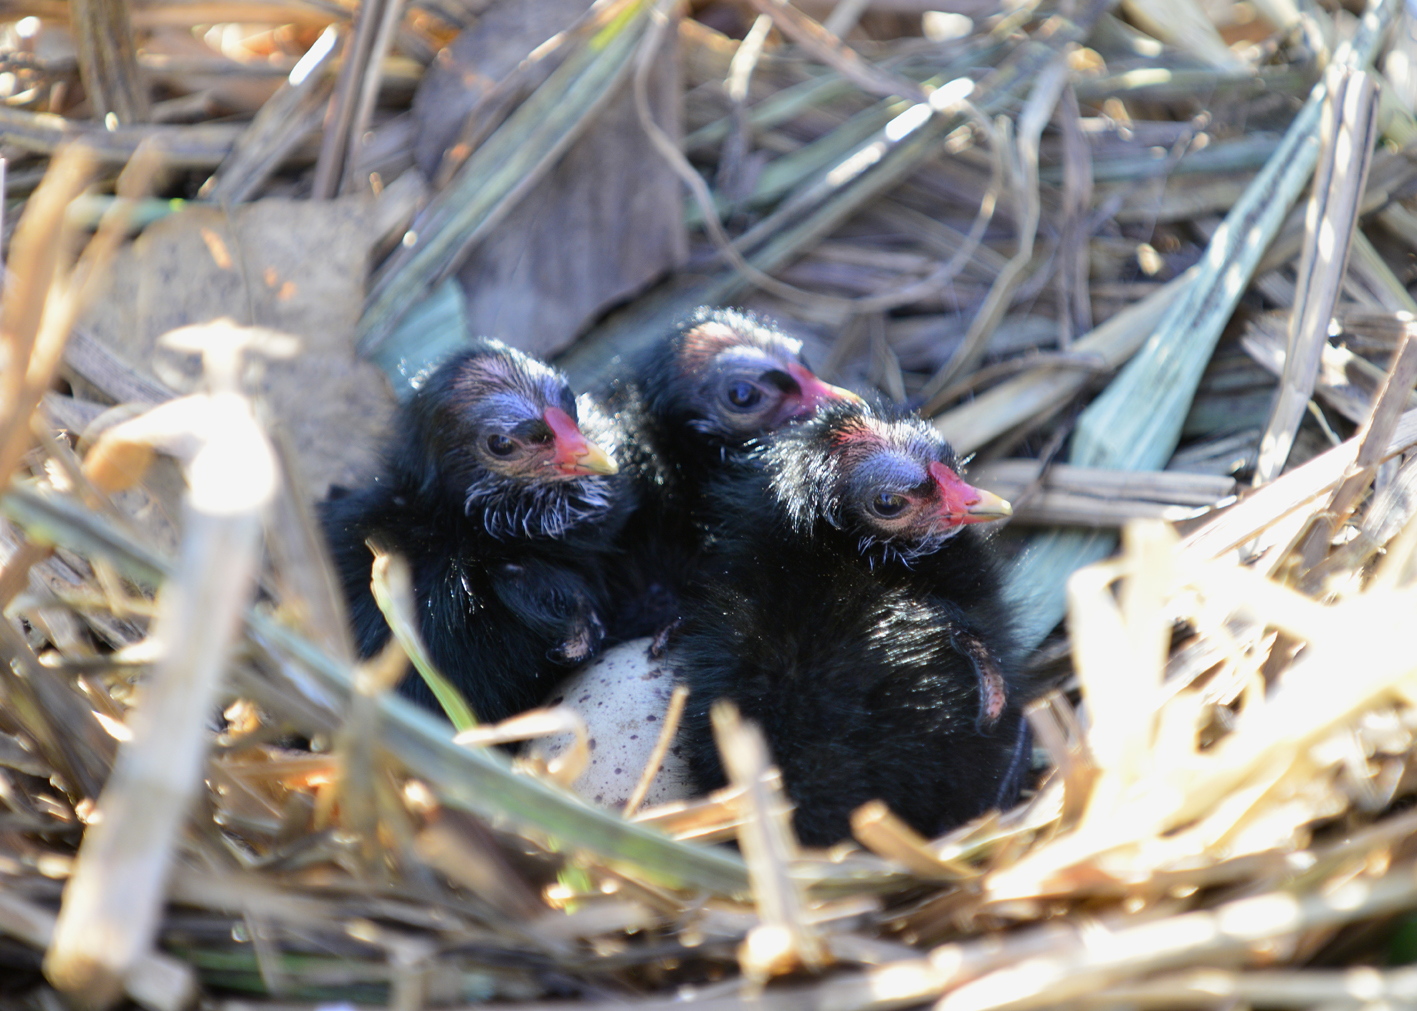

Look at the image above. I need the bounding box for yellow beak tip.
[579,445,619,476]
[968,491,1012,520]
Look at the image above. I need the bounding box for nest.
[3,0,1417,1007]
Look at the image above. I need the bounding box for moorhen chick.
[603,307,860,641]
[674,399,1031,846]
[321,340,628,722]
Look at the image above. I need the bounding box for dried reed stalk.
[69,0,149,124]
[1254,65,1379,484]
[47,328,280,1009]
[200,25,340,205]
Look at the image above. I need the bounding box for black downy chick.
[604,307,860,640]
[321,340,628,723]
[674,400,1029,847]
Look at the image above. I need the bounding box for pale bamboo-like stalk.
[1254,65,1378,485]
[1070,522,1173,811]
[712,701,826,979]
[45,336,278,1009]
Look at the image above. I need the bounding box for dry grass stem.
[712,702,825,979]
[46,328,279,1009]
[1255,65,1379,484]
[744,0,925,104]
[622,683,689,818]
[920,57,1062,400]
[70,0,148,124]
[200,25,340,204]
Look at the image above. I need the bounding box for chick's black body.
[321,341,629,723]
[675,402,1031,847]
[603,307,858,640]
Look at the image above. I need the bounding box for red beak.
[543,407,618,477]
[928,461,1012,523]
[786,362,863,413]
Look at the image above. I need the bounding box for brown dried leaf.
[75,197,397,499]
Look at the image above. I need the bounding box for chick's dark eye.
[725,380,764,409]
[871,492,907,518]
[486,434,516,457]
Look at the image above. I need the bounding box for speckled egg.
[536,637,695,811]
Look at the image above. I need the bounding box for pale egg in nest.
[534,638,694,810]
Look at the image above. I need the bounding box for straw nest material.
[4,0,1417,1008]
